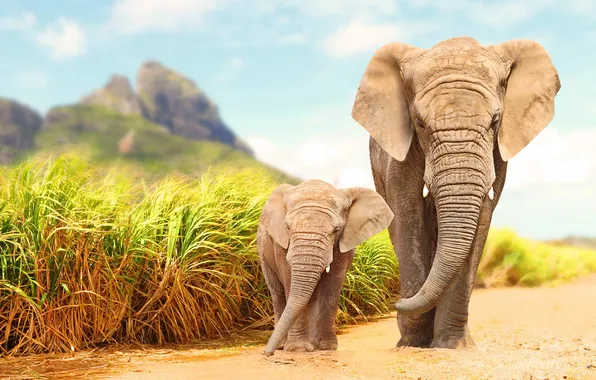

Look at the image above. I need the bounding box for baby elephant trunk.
[264,254,325,356]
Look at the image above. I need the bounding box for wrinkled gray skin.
[351,37,560,349]
[259,180,394,356]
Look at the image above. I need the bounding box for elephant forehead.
[289,207,343,228]
[285,192,345,211]
[410,47,502,91]
[287,180,348,210]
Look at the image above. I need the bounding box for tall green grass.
[0,156,396,355]
[338,230,399,324]
[1,156,595,356]
[0,156,271,355]
[477,228,596,287]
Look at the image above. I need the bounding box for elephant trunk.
[395,169,485,315]
[264,251,325,356]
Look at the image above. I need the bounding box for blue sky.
[0,0,595,239]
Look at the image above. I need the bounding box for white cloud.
[322,19,442,58]
[247,126,374,189]
[275,16,291,24]
[220,28,308,48]
[245,100,376,189]
[214,57,244,83]
[14,70,48,89]
[36,18,86,60]
[288,0,397,18]
[492,127,596,239]
[504,128,596,190]
[276,33,307,45]
[104,0,311,47]
[467,0,556,29]
[252,0,397,18]
[566,0,596,14]
[323,21,400,58]
[248,135,374,189]
[106,0,222,34]
[403,0,565,29]
[0,12,37,31]
[103,0,398,37]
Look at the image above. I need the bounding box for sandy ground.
[2,275,596,380]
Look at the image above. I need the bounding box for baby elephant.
[258,179,394,356]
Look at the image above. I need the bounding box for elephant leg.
[390,210,436,348]
[310,249,355,351]
[281,280,315,352]
[430,202,491,348]
[431,156,507,349]
[260,260,287,349]
[370,137,435,348]
[283,309,314,352]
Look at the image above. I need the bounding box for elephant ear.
[260,184,294,249]
[351,42,424,161]
[488,40,561,161]
[339,188,394,253]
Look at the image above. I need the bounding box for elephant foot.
[430,333,476,349]
[284,340,315,352]
[396,322,434,348]
[315,336,338,351]
[396,310,435,348]
[396,333,433,348]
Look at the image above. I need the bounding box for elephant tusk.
[488,187,494,200]
[326,265,330,273]
[422,184,429,198]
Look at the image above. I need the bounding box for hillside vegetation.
[1,157,595,356]
[33,105,298,184]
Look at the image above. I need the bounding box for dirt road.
[4,275,596,380]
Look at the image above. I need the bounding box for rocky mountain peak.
[0,98,42,164]
[140,60,164,70]
[80,74,144,116]
[136,61,253,156]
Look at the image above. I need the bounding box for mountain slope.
[0,98,42,165]
[34,104,297,183]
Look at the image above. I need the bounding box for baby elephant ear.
[339,188,394,253]
[260,184,294,249]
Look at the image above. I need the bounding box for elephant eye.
[413,117,425,130]
[333,226,341,233]
[490,113,501,129]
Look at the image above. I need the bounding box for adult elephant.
[351,37,560,349]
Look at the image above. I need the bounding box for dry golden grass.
[1,155,595,357]
[0,156,398,356]
[476,228,596,288]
